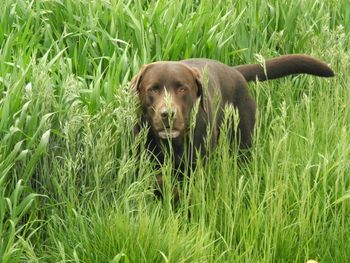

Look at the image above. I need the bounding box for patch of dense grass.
[1,0,349,262]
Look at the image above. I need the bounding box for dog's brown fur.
[131,54,334,199]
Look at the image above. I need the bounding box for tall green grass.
[0,0,349,262]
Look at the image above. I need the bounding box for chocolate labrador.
[131,54,334,199]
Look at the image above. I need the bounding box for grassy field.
[1,0,349,262]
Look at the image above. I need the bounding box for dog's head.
[131,62,204,140]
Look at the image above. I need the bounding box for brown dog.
[131,54,334,198]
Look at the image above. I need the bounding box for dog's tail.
[234,54,334,82]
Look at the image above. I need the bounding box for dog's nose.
[160,108,176,119]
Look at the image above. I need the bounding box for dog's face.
[132,62,204,140]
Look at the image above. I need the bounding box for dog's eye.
[148,85,160,93]
[177,86,188,93]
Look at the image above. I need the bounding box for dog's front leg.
[154,174,180,205]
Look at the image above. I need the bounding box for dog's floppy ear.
[130,64,151,94]
[189,67,207,113]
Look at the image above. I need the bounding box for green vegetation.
[0,0,349,262]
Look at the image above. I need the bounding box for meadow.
[0,0,349,262]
